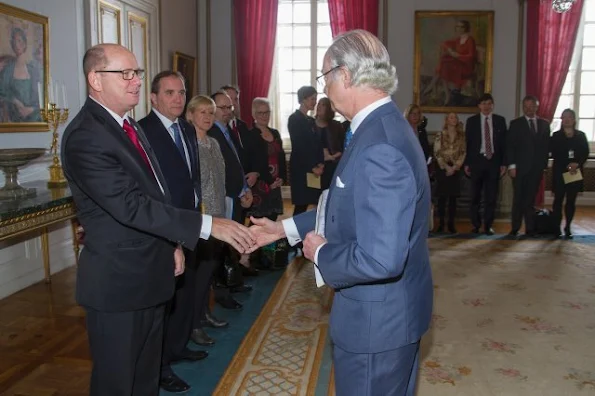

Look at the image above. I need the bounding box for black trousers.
[85,304,165,396]
[469,158,500,230]
[552,188,579,230]
[161,262,198,377]
[193,239,223,328]
[437,196,457,227]
[511,170,543,233]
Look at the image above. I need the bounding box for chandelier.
[550,0,576,13]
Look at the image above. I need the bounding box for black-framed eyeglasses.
[217,105,234,111]
[95,69,145,80]
[316,65,341,86]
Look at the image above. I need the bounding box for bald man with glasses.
[61,44,254,396]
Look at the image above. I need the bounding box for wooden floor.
[0,207,594,395]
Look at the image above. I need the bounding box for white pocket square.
[336,176,346,188]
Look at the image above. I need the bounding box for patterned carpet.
[216,236,595,395]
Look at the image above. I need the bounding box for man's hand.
[247,216,285,252]
[211,217,255,253]
[245,172,259,187]
[508,168,517,178]
[312,164,324,176]
[568,162,579,175]
[499,166,507,177]
[303,231,327,262]
[464,165,471,177]
[240,189,253,208]
[174,245,185,276]
[270,177,283,189]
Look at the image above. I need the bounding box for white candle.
[37,82,43,108]
[62,84,68,109]
[55,83,61,108]
[48,79,53,104]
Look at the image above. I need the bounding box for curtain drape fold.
[233,0,278,123]
[328,0,379,37]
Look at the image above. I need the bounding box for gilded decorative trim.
[0,203,76,241]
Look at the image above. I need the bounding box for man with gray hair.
[249,29,433,395]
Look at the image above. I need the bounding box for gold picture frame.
[173,51,196,100]
[0,3,49,132]
[413,10,494,113]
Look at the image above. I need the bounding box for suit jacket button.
[332,216,335,222]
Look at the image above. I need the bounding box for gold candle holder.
[40,103,69,188]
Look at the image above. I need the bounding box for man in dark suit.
[138,71,210,393]
[208,91,253,308]
[506,95,551,237]
[249,30,433,395]
[464,93,507,235]
[61,44,253,396]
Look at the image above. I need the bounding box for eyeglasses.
[95,69,145,80]
[256,111,271,116]
[316,65,341,86]
[217,105,234,111]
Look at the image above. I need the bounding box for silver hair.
[325,29,398,94]
[251,97,271,117]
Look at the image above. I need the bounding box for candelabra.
[40,103,69,188]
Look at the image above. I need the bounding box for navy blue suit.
[138,110,202,377]
[293,101,433,395]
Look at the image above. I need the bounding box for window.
[552,0,595,141]
[270,0,332,139]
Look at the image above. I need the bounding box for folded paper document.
[563,169,583,184]
[313,189,329,287]
[307,172,321,189]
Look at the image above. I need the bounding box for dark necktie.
[530,119,537,134]
[343,127,353,150]
[484,117,493,159]
[230,120,242,146]
[123,119,151,169]
[171,122,187,165]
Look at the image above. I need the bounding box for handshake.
[211,216,327,262]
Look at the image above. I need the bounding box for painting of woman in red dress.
[422,20,478,106]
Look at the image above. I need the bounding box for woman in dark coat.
[315,97,345,190]
[550,108,590,238]
[404,103,431,162]
[288,86,324,215]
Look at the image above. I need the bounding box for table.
[0,181,78,283]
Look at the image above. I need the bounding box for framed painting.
[173,51,196,100]
[413,11,494,113]
[0,3,49,132]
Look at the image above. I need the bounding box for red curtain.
[526,0,583,207]
[233,0,278,123]
[328,0,379,37]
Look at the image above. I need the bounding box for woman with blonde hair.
[433,112,466,233]
[185,95,230,346]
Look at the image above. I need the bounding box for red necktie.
[123,119,151,169]
[484,117,493,159]
[231,120,241,142]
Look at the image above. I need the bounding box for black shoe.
[202,312,229,328]
[160,373,190,393]
[191,328,215,346]
[230,284,253,293]
[564,227,573,239]
[485,228,495,236]
[471,227,480,234]
[216,296,243,310]
[173,348,208,362]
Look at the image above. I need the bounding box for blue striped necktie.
[171,122,186,160]
[344,127,353,150]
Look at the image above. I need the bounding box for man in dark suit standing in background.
[138,71,209,393]
[506,95,551,237]
[61,44,253,396]
[464,93,507,235]
[208,91,253,308]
